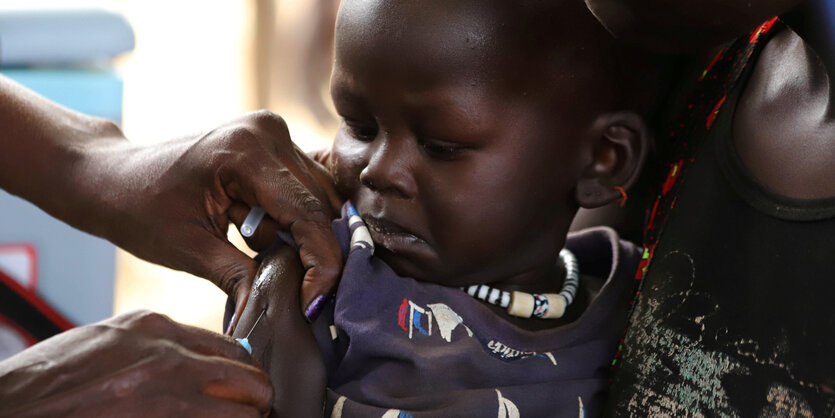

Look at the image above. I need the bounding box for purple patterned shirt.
[308,204,642,417]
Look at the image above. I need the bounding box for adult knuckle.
[213,262,250,296]
[299,193,326,216]
[118,309,155,325]
[275,182,323,217]
[225,125,260,150]
[91,323,135,347]
[251,109,288,132]
[130,310,176,332]
[95,117,123,138]
[107,310,143,327]
[287,183,325,215]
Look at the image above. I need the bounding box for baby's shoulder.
[566,226,642,284]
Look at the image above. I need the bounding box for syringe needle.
[236,307,267,354]
[244,307,267,340]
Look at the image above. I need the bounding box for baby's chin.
[375,247,475,288]
[375,246,434,280]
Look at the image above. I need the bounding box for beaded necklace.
[463,249,579,319]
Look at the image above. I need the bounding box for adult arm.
[582,0,835,199]
[0,75,343,326]
[0,310,272,417]
[584,0,802,51]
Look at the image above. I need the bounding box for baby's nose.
[360,137,418,199]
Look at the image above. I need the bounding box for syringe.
[236,307,266,355]
[240,206,266,237]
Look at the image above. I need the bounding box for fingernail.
[225,312,238,335]
[304,295,328,322]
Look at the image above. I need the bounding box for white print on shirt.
[396,299,560,370]
[330,396,346,418]
[331,396,416,418]
[381,409,413,418]
[496,389,520,418]
[400,299,433,339]
[397,299,473,342]
[427,303,473,342]
[332,389,578,418]
[485,340,558,365]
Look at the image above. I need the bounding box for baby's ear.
[575,111,649,209]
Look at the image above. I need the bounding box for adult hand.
[0,77,343,328]
[82,111,343,330]
[233,245,326,417]
[0,310,272,417]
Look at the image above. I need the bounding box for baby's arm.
[232,246,326,417]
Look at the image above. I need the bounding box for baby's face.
[330,0,591,287]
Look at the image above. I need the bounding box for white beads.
[507,292,568,319]
[462,248,580,320]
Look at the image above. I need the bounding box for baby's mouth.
[363,216,410,235]
[362,216,427,253]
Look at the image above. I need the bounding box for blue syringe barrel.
[240,206,266,237]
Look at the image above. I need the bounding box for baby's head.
[329,0,664,288]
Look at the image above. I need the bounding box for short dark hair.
[495,0,675,122]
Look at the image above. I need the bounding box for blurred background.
[0,0,340,347]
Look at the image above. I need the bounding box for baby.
[231,0,667,416]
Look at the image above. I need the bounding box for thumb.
[192,238,259,336]
[228,275,253,337]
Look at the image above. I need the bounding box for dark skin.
[0,75,344,332]
[584,0,802,52]
[191,1,835,414]
[0,76,344,415]
[328,0,648,299]
[585,0,835,200]
[734,22,835,199]
[237,1,651,414]
[232,247,325,418]
[0,310,272,417]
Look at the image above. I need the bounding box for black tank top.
[607,20,835,416]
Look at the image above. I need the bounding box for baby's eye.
[421,139,468,160]
[342,119,377,141]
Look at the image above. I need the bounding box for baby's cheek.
[331,140,366,198]
[434,212,493,259]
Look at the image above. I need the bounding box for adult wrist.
[56,120,133,241]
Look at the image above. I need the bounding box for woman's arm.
[584,0,802,51]
[0,75,343,324]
